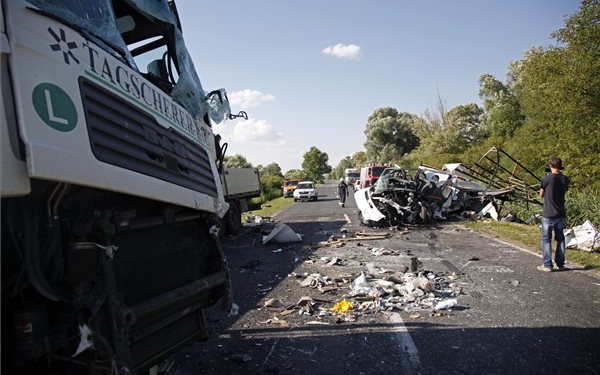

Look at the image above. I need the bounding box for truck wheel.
[225,201,242,235]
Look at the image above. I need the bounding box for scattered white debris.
[565,220,600,252]
[262,223,302,244]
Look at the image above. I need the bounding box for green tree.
[224,154,253,168]
[260,162,283,177]
[284,169,305,179]
[478,74,524,142]
[446,103,485,154]
[401,97,457,168]
[510,0,600,188]
[301,147,332,181]
[333,156,353,180]
[351,151,367,169]
[364,107,420,164]
[260,174,284,201]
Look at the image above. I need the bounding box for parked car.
[293,181,318,201]
[354,179,361,191]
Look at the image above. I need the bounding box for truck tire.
[225,201,242,235]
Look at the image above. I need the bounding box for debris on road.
[262,223,303,244]
[565,220,600,252]
[434,298,458,311]
[332,299,354,314]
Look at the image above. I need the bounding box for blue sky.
[177,1,580,173]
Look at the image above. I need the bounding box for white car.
[293,181,318,201]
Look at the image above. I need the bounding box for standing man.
[538,157,570,272]
[337,178,348,207]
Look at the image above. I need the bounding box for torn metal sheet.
[72,324,93,357]
[262,223,302,244]
[478,202,499,220]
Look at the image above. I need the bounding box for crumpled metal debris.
[72,324,93,357]
[354,147,544,227]
[276,261,462,325]
[299,273,332,288]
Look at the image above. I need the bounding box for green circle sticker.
[32,83,77,132]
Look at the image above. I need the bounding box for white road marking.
[344,213,351,224]
[387,312,421,374]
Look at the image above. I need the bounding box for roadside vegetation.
[242,196,294,222]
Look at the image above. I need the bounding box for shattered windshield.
[373,168,409,194]
[26,0,134,66]
[26,0,231,123]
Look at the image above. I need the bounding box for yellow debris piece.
[332,299,353,313]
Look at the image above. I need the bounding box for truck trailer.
[1,0,253,373]
[344,168,360,186]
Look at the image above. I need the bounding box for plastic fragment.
[332,299,354,313]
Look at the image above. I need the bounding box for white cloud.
[214,118,292,169]
[322,43,362,60]
[233,119,273,141]
[228,89,275,109]
[215,118,283,143]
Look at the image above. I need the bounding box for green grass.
[463,221,600,272]
[242,196,295,222]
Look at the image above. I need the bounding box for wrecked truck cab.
[356,166,474,226]
[355,148,545,228]
[355,168,420,227]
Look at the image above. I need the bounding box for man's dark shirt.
[541,173,570,218]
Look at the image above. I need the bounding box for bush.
[259,174,284,202]
[502,186,600,229]
[567,187,600,228]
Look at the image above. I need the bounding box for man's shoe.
[537,265,552,272]
[557,265,569,271]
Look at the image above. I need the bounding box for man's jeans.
[541,217,566,268]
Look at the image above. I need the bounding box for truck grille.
[80,77,217,197]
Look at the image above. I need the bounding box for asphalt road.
[167,182,600,375]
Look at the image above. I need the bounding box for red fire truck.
[359,165,389,189]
